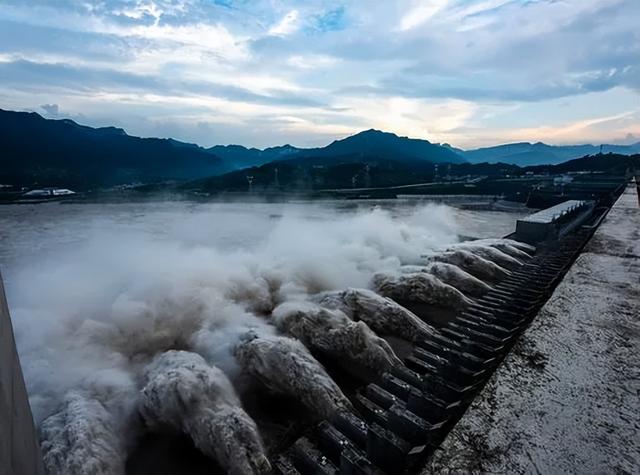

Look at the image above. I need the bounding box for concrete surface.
[0,272,44,475]
[424,184,640,474]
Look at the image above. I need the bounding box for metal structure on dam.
[0,179,630,475]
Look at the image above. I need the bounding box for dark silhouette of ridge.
[460,141,640,166]
[0,109,229,189]
[300,129,464,164]
[2,107,638,189]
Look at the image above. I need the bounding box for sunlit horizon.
[0,0,638,149]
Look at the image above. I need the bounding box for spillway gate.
[273,202,615,474]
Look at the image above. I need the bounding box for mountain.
[528,152,640,175]
[208,129,463,169]
[601,142,640,155]
[459,141,640,166]
[0,109,462,190]
[206,136,640,168]
[0,109,230,189]
[188,152,521,194]
[189,154,437,193]
[189,130,467,194]
[207,144,300,169]
[188,151,639,196]
[3,107,636,191]
[300,129,464,164]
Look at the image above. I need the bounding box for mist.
[4,201,461,436]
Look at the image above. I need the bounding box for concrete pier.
[514,199,594,244]
[0,272,44,475]
[424,183,640,474]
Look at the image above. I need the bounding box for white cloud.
[286,54,338,69]
[502,111,639,144]
[399,0,449,31]
[268,10,300,36]
[334,95,477,142]
[0,0,638,148]
[115,1,164,22]
[120,23,249,61]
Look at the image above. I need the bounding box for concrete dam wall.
[0,272,43,475]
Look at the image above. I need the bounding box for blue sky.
[0,0,638,148]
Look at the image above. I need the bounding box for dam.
[0,181,637,474]
[271,182,635,474]
[425,182,640,474]
[0,272,44,474]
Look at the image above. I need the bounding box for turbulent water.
[0,199,522,276]
[0,198,528,474]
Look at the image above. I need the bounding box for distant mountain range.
[0,109,229,189]
[189,150,639,194]
[300,129,464,163]
[455,141,640,166]
[202,132,640,168]
[1,108,638,189]
[208,129,463,167]
[208,143,301,169]
[189,154,509,194]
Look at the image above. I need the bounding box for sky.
[0,0,638,149]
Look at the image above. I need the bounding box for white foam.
[7,201,462,467]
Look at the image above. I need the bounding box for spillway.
[269,184,630,474]
[1,178,633,475]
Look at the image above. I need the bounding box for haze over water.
[0,199,523,285]
[0,199,522,423]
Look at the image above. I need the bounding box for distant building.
[23,187,75,197]
[553,175,573,185]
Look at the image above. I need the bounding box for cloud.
[112,1,164,22]
[399,0,449,31]
[334,95,477,141]
[269,10,300,36]
[0,59,326,109]
[467,111,640,147]
[0,0,638,148]
[375,66,640,102]
[40,103,59,116]
[286,54,338,70]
